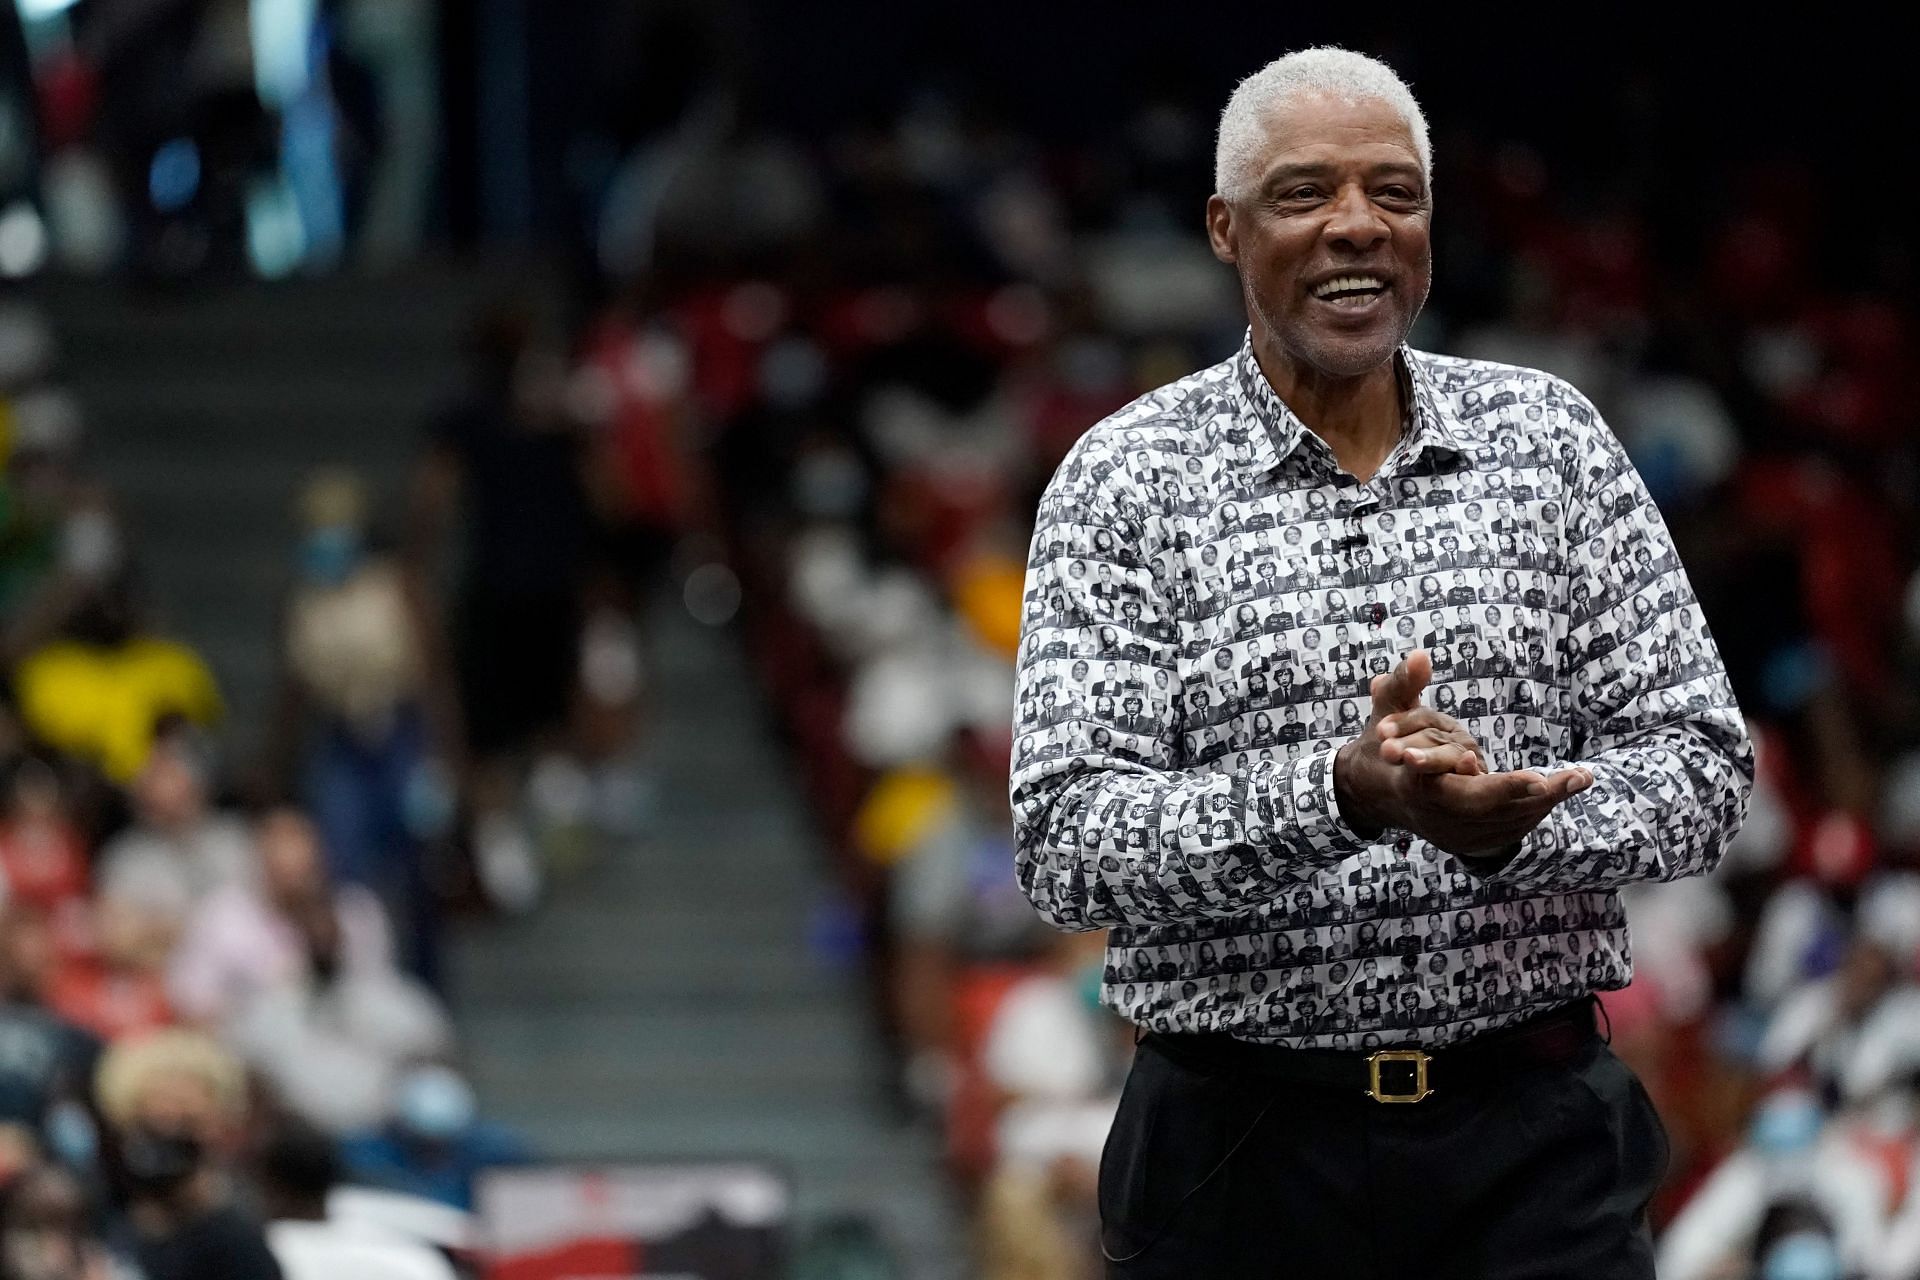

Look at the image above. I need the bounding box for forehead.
[1249,92,1422,184]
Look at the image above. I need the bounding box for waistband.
[1143,996,1600,1101]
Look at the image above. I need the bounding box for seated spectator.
[216,815,452,1133]
[1657,1088,1888,1280]
[1758,938,1920,1105]
[974,930,1124,1280]
[0,761,87,918]
[1747,1200,1846,1280]
[887,736,1051,1114]
[0,1162,119,1280]
[0,909,98,1143]
[94,729,252,923]
[168,806,395,1030]
[257,1116,456,1280]
[93,1030,282,1280]
[11,576,223,785]
[340,1064,527,1210]
[0,905,99,1189]
[42,870,175,1042]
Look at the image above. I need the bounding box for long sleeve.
[1481,396,1754,894]
[1008,434,1373,931]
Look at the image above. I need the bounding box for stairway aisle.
[33,269,501,753]
[448,593,967,1276]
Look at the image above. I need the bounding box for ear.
[1205,194,1237,265]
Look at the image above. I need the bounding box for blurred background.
[0,3,1916,1278]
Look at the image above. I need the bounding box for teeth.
[1313,275,1386,298]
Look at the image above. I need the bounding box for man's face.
[1206,93,1432,380]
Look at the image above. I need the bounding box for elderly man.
[1009,47,1753,1277]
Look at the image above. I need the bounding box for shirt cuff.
[1287,742,1378,862]
[1464,821,1557,884]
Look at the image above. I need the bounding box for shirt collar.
[1230,330,1465,478]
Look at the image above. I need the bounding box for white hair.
[1214,47,1431,202]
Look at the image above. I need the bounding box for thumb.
[1371,648,1431,715]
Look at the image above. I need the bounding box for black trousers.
[1099,1024,1669,1278]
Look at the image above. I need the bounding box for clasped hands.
[1333,649,1592,862]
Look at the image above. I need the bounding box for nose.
[1324,182,1389,252]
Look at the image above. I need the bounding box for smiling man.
[1009,47,1754,1278]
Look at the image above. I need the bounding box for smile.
[1310,274,1389,306]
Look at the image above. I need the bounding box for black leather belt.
[1144,996,1599,1103]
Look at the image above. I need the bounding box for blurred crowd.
[565,74,1920,1280]
[0,290,581,1275]
[8,3,1920,1278]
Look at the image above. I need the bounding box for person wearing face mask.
[93,1030,281,1280]
[264,470,458,986]
[339,1063,527,1212]
[1657,1088,1885,1280]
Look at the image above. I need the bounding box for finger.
[1382,727,1488,776]
[1371,648,1431,715]
[1428,770,1544,816]
[1531,766,1594,803]
[1503,767,1594,805]
[1380,725,1480,762]
[1460,767,1594,816]
[1375,706,1466,739]
[1394,742,1481,775]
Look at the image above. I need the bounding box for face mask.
[118,1128,202,1197]
[1076,960,1106,1015]
[1751,1092,1823,1157]
[396,1066,476,1141]
[300,525,362,586]
[1761,1231,1842,1280]
[44,1099,97,1169]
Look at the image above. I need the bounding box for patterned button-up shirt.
[1010,333,1754,1048]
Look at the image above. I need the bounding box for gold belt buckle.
[1366,1049,1433,1103]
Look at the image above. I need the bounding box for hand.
[1334,648,1594,858]
[1335,650,1489,836]
[1398,765,1593,861]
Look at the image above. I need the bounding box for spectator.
[0,762,89,952]
[1758,938,1920,1105]
[0,1163,117,1280]
[42,867,175,1043]
[886,736,1050,1113]
[256,1116,455,1280]
[264,468,456,984]
[214,813,452,1134]
[1657,1088,1887,1280]
[339,1064,526,1211]
[167,806,398,1030]
[93,728,251,919]
[974,929,1122,1280]
[11,577,222,786]
[408,299,598,914]
[93,1030,281,1280]
[0,906,98,1179]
